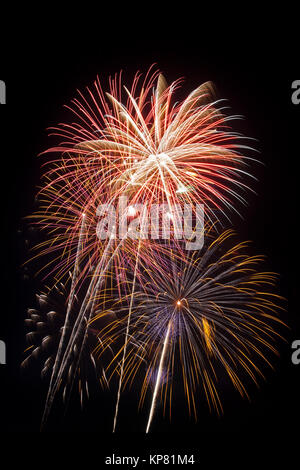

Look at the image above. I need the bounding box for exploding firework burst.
[29,67,257,286]
[41,66,256,230]
[96,230,285,432]
[22,66,284,432]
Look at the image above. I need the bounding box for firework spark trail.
[41,234,120,425]
[112,206,149,432]
[112,236,142,433]
[42,214,150,426]
[41,212,86,428]
[69,232,160,409]
[146,320,172,434]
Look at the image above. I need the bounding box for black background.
[0,13,298,456]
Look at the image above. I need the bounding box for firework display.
[23,66,285,432]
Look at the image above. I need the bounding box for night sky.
[0,15,298,453]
